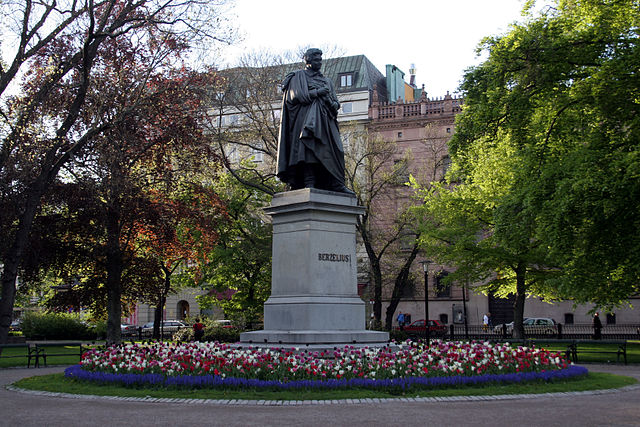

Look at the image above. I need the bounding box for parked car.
[496,317,557,335]
[10,319,22,332]
[140,320,188,337]
[397,319,448,337]
[120,323,138,337]
[213,319,233,328]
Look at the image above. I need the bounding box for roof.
[218,54,387,103]
[322,55,386,98]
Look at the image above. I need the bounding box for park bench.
[565,339,628,365]
[30,342,85,367]
[0,343,42,368]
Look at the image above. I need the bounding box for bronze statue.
[276,48,354,194]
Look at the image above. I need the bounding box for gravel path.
[2,364,639,426]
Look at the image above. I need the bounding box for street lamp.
[421,260,431,346]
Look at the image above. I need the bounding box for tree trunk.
[512,262,527,339]
[153,298,164,339]
[0,187,46,344]
[384,244,419,330]
[0,262,19,345]
[105,203,123,345]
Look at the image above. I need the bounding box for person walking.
[193,318,205,342]
[397,312,406,331]
[593,312,603,340]
[483,313,490,331]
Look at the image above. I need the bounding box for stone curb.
[6,383,640,406]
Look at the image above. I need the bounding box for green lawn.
[532,340,640,364]
[12,372,637,401]
[0,344,85,368]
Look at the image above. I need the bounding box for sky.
[219,0,531,97]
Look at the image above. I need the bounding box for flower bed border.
[64,364,588,391]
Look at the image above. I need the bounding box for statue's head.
[304,48,323,71]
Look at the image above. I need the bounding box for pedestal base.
[240,329,389,345]
[240,189,389,346]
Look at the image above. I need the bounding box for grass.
[12,372,637,401]
[0,345,84,368]
[533,341,640,364]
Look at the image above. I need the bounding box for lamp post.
[421,260,431,346]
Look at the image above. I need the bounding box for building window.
[397,132,403,138]
[440,155,452,181]
[434,271,451,298]
[341,134,350,151]
[393,159,409,184]
[399,232,415,251]
[339,73,353,87]
[446,127,451,133]
[227,147,239,163]
[220,114,239,127]
[439,313,449,324]
[564,313,574,324]
[341,102,353,114]
[250,145,263,163]
[606,313,616,324]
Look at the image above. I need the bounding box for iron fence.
[447,323,640,340]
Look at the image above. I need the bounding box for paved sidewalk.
[2,364,640,426]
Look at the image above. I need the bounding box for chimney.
[409,63,416,88]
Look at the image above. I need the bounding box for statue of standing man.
[276,48,354,195]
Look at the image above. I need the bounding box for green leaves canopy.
[414,0,640,309]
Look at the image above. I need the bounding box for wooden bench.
[0,343,42,368]
[565,339,627,365]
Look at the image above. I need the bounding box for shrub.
[389,329,410,342]
[89,320,107,340]
[203,325,240,343]
[174,327,194,342]
[172,320,241,343]
[21,311,94,340]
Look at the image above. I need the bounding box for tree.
[195,167,278,327]
[413,0,640,337]
[343,123,449,330]
[0,0,235,344]
[65,58,225,343]
[132,184,226,338]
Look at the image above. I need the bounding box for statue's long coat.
[276,69,345,186]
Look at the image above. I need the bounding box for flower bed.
[65,340,586,391]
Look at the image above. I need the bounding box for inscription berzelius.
[318,253,351,262]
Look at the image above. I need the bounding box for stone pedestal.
[240,189,388,345]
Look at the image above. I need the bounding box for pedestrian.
[193,317,205,342]
[397,311,406,331]
[483,312,493,332]
[593,312,602,340]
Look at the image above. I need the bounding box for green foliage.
[173,321,241,343]
[389,330,411,342]
[13,372,637,400]
[415,0,640,314]
[89,320,107,340]
[202,325,241,343]
[21,312,94,340]
[193,167,279,325]
[173,327,194,342]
